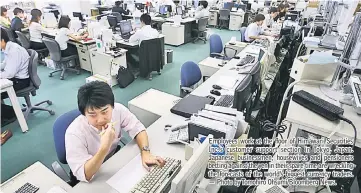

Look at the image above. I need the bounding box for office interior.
[1,0,361,193]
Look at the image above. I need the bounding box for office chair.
[180,61,202,98]
[15,31,48,65]
[192,17,208,44]
[16,49,55,119]
[239,27,247,42]
[209,34,237,60]
[43,37,80,80]
[111,12,122,22]
[218,9,230,29]
[1,26,17,42]
[138,38,164,80]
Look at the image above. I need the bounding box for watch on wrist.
[142,146,150,152]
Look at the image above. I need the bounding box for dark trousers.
[1,78,30,99]
[61,44,78,57]
[30,41,46,50]
[126,47,140,69]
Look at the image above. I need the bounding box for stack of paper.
[303,37,320,46]
[216,76,238,89]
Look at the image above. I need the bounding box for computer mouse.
[206,95,215,100]
[210,90,221,96]
[233,56,240,59]
[212,84,222,90]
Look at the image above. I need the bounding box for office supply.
[167,127,189,144]
[72,12,84,22]
[237,55,255,66]
[46,186,68,193]
[292,90,344,121]
[15,182,39,193]
[170,134,212,193]
[119,20,132,40]
[212,84,222,90]
[210,89,221,96]
[206,95,216,102]
[130,157,181,193]
[215,76,238,89]
[350,76,361,114]
[170,95,213,118]
[214,95,234,107]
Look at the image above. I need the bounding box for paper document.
[306,51,337,65]
[46,186,68,193]
[106,154,147,193]
[216,76,238,89]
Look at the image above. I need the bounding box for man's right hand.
[100,123,116,151]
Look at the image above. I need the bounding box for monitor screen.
[258,49,265,62]
[120,20,132,34]
[238,4,246,11]
[159,5,167,14]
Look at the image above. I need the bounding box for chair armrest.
[210,53,225,58]
[52,161,70,182]
[181,87,194,92]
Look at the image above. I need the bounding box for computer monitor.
[159,5,167,15]
[107,15,118,31]
[135,3,145,11]
[224,2,234,10]
[165,5,172,13]
[169,134,213,193]
[73,12,84,22]
[265,1,271,7]
[246,3,252,11]
[176,6,183,15]
[238,4,246,12]
[119,20,132,35]
[232,75,252,116]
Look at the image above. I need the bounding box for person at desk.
[11,8,28,37]
[244,14,274,42]
[55,16,87,57]
[112,1,130,15]
[65,81,165,182]
[195,1,209,19]
[0,28,30,94]
[274,3,289,22]
[263,7,278,29]
[129,13,159,44]
[29,9,46,50]
[0,7,11,28]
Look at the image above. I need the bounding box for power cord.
[337,115,357,149]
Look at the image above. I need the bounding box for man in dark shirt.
[11,7,26,38]
[112,1,130,15]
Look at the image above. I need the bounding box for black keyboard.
[16,183,39,193]
[292,90,344,121]
[237,55,255,66]
[214,95,234,107]
[354,82,361,103]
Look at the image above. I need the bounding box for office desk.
[0,79,29,133]
[198,57,223,79]
[208,10,218,26]
[128,88,181,127]
[229,12,245,31]
[286,84,361,147]
[225,41,248,56]
[0,162,72,193]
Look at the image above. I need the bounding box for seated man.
[1,28,30,96]
[263,7,279,29]
[112,1,130,15]
[244,14,274,42]
[11,7,27,38]
[65,81,165,182]
[195,1,209,19]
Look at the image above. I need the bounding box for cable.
[315,186,326,193]
[338,115,357,149]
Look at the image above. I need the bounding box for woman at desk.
[29,9,46,50]
[0,7,11,28]
[55,16,87,57]
[112,1,130,15]
[244,14,274,43]
[195,1,209,19]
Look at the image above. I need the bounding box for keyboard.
[167,127,189,144]
[292,90,344,121]
[15,183,39,193]
[130,157,182,193]
[237,55,255,66]
[214,95,234,107]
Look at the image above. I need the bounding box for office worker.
[0,7,11,28]
[65,81,165,182]
[55,16,87,57]
[129,14,159,44]
[274,3,288,21]
[29,9,46,50]
[11,8,27,37]
[0,28,30,95]
[195,1,209,19]
[244,14,273,42]
[263,7,278,29]
[112,1,130,15]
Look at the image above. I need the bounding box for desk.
[198,57,223,79]
[208,10,218,26]
[128,88,181,128]
[0,162,72,193]
[225,41,248,56]
[229,12,245,31]
[0,79,28,133]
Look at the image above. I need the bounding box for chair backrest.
[180,61,202,87]
[42,37,62,62]
[239,27,247,42]
[209,34,223,56]
[139,38,163,78]
[53,109,81,164]
[198,17,208,31]
[219,9,230,20]
[27,49,41,89]
[15,31,31,49]
[1,26,16,42]
[111,12,122,22]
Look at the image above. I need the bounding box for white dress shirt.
[55,28,71,50]
[263,14,274,29]
[245,22,263,42]
[65,103,145,182]
[129,25,160,45]
[0,41,29,79]
[195,7,210,19]
[29,22,44,43]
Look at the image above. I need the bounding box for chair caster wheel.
[49,74,53,77]
[47,101,53,105]
[158,72,161,75]
[49,111,55,115]
[60,76,64,80]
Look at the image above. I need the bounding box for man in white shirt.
[263,7,278,29]
[65,81,165,182]
[244,14,273,42]
[1,28,30,98]
[129,14,159,44]
[195,1,210,19]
